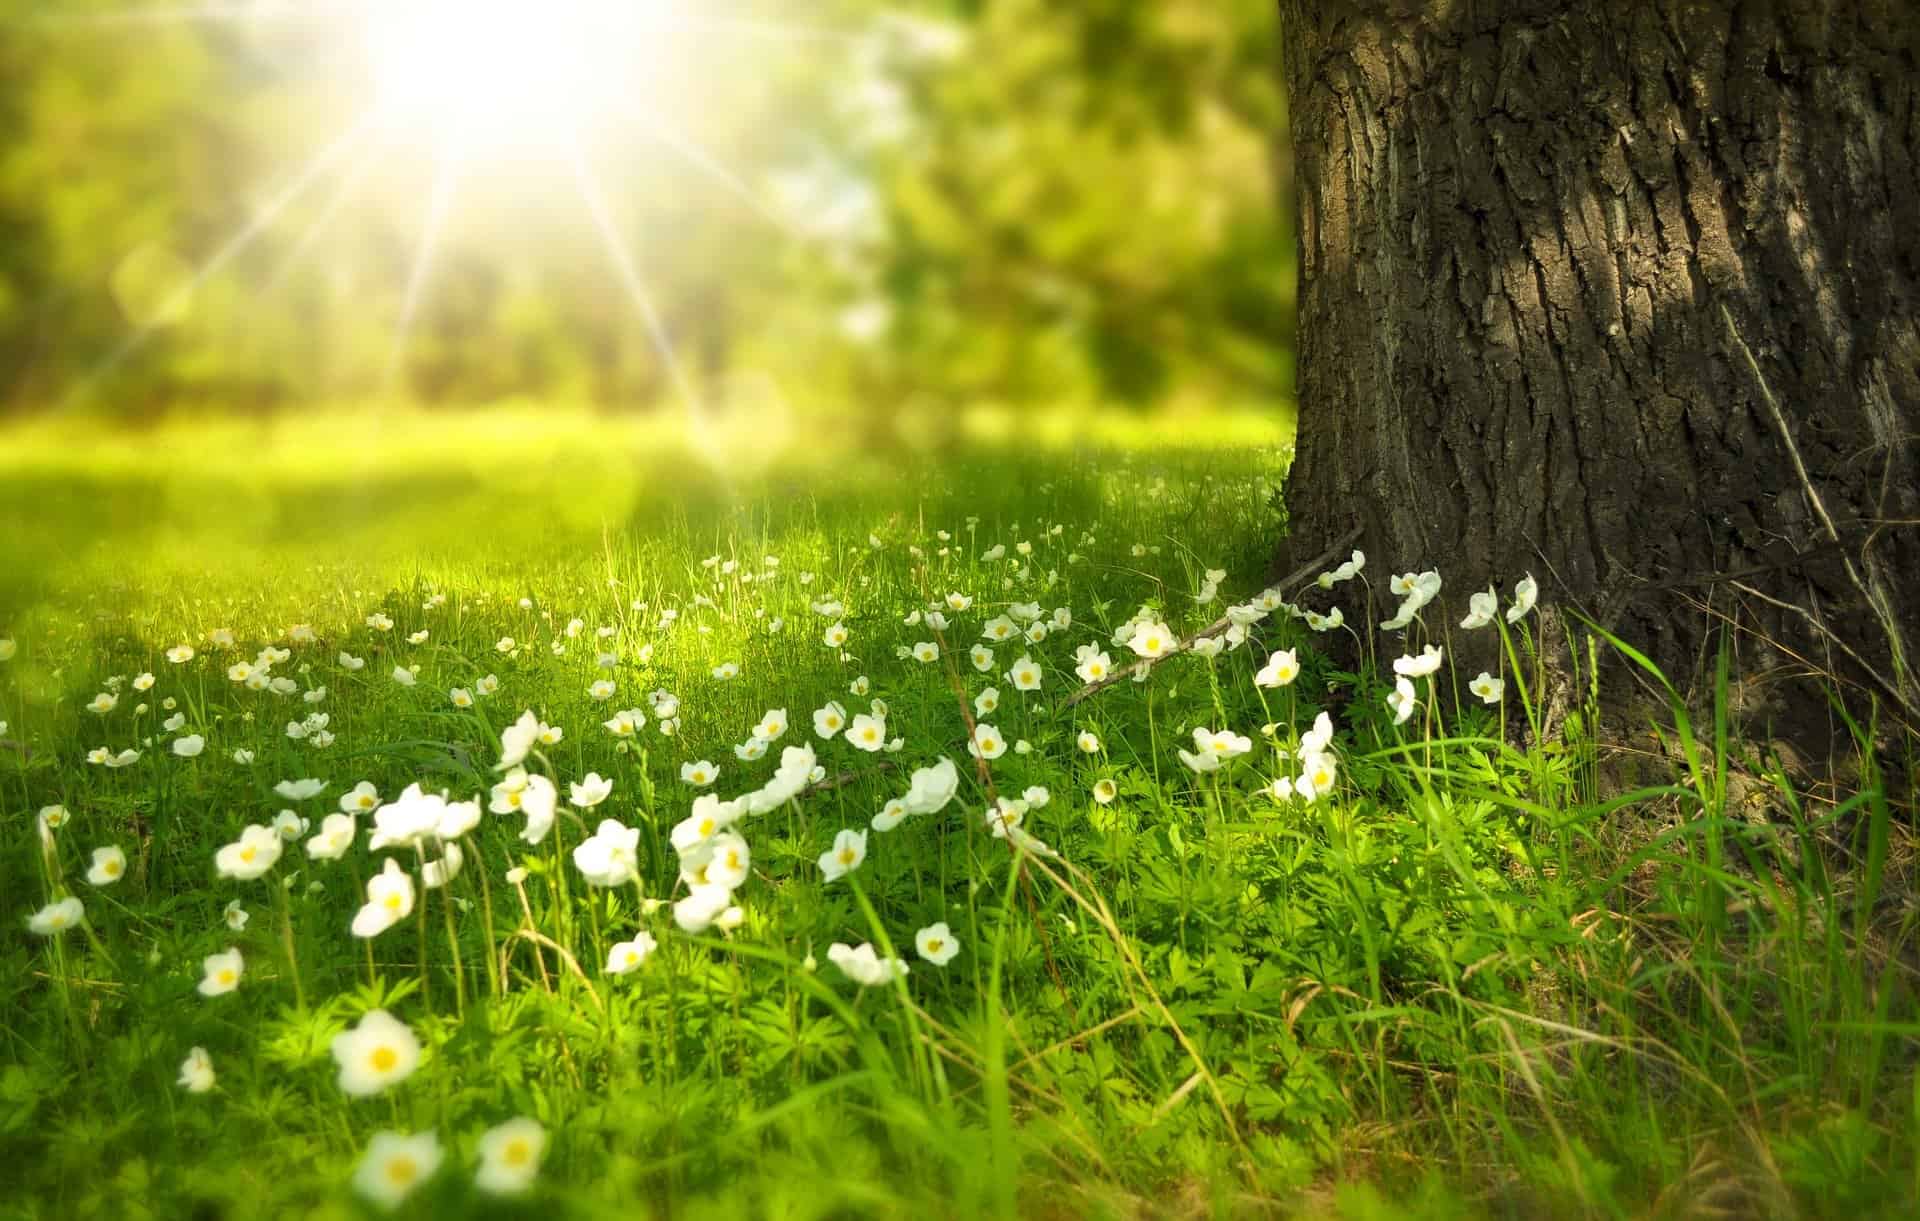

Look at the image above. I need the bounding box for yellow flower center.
[838,848,855,866]
[239,847,256,863]
[385,893,403,911]
[503,1139,531,1166]
[104,860,122,877]
[371,1045,399,1072]
[385,1156,418,1185]
[926,939,943,953]
[217,969,235,986]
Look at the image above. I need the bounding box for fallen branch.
[1061,524,1364,708]
[797,761,898,799]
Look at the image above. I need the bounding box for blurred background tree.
[0,0,1292,426]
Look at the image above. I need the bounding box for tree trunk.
[1275,0,1920,733]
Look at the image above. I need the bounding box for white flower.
[823,621,849,648]
[491,770,559,845]
[812,701,847,739]
[1005,654,1044,692]
[1387,677,1419,725]
[197,947,244,997]
[968,723,1006,761]
[1300,711,1335,756]
[232,748,255,765]
[476,1118,547,1196]
[223,899,249,931]
[890,757,955,817]
[1255,649,1300,688]
[1092,778,1118,805]
[1460,588,1498,630]
[1196,726,1253,760]
[911,641,939,663]
[984,797,1026,838]
[497,710,541,770]
[353,1130,441,1211]
[333,1010,423,1098]
[702,831,752,890]
[1076,730,1101,753]
[1393,645,1445,679]
[969,644,996,673]
[171,734,205,758]
[421,842,464,889]
[827,941,909,987]
[870,798,909,832]
[274,777,326,801]
[1126,620,1175,659]
[273,809,310,841]
[1075,648,1121,687]
[338,652,366,671]
[87,691,119,715]
[603,708,645,737]
[847,713,887,753]
[573,819,641,887]
[1177,727,1248,773]
[569,772,613,808]
[673,884,733,933]
[391,665,417,688]
[1507,574,1539,623]
[351,859,416,938]
[752,708,789,743]
[817,828,867,882]
[340,781,380,814]
[605,935,659,977]
[27,896,83,936]
[165,644,195,665]
[177,1046,215,1093]
[86,845,127,886]
[367,784,450,851]
[307,814,356,860]
[1296,752,1339,801]
[1470,672,1505,704]
[915,922,960,966]
[680,759,718,787]
[214,825,283,880]
[449,687,474,708]
[712,662,740,680]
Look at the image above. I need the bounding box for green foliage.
[0,1,1291,419]
[1,413,1914,1218]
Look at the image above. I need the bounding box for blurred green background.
[0,0,1293,429]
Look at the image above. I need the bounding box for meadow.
[2,407,1914,1219]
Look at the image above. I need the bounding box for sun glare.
[365,0,660,154]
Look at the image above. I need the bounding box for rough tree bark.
[1274,0,1920,733]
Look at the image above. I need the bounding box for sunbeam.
[600,93,796,236]
[76,112,379,398]
[26,1,360,30]
[262,136,386,292]
[384,143,465,390]
[566,142,707,433]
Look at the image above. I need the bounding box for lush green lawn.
[1,409,1912,1219]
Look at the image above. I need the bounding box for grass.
[1,406,1914,1219]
